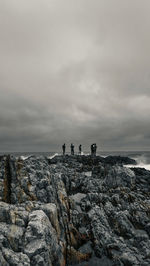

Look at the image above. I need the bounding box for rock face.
[0,154,150,265]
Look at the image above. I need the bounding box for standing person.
[62,143,66,155]
[71,143,74,155]
[94,143,97,156]
[91,144,94,156]
[79,144,82,155]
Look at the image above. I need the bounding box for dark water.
[0,151,150,170]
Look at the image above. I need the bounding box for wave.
[47,153,60,159]
[125,164,150,171]
[125,154,150,171]
[19,155,32,161]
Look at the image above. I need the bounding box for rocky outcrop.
[48,154,136,167]
[0,154,150,265]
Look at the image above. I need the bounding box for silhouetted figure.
[62,143,66,155]
[71,143,74,155]
[94,143,97,156]
[91,143,97,156]
[79,144,82,155]
[91,144,95,156]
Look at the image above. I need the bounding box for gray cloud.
[0,0,150,152]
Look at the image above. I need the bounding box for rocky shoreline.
[0,154,150,265]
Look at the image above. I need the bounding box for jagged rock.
[0,154,149,265]
[0,250,9,266]
[104,155,136,165]
[24,210,62,265]
[2,248,30,265]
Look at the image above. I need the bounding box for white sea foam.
[134,154,147,165]
[125,164,150,171]
[47,153,60,159]
[20,155,31,160]
[82,152,90,156]
[125,154,150,171]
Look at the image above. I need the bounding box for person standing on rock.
[91,144,94,156]
[79,144,82,155]
[62,143,66,155]
[71,143,74,155]
[94,143,97,156]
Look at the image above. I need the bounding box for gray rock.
[0,154,150,265]
[24,210,62,265]
[2,248,30,266]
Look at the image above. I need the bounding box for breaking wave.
[126,154,150,171]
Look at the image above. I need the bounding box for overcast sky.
[0,0,150,152]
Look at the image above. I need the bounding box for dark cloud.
[0,0,150,152]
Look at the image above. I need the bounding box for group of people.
[62,143,97,156]
[62,143,82,155]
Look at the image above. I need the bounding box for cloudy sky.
[0,0,150,152]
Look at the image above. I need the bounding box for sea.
[0,151,150,171]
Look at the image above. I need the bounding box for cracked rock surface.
[0,154,150,265]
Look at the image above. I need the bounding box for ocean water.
[0,151,150,170]
[100,151,150,171]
